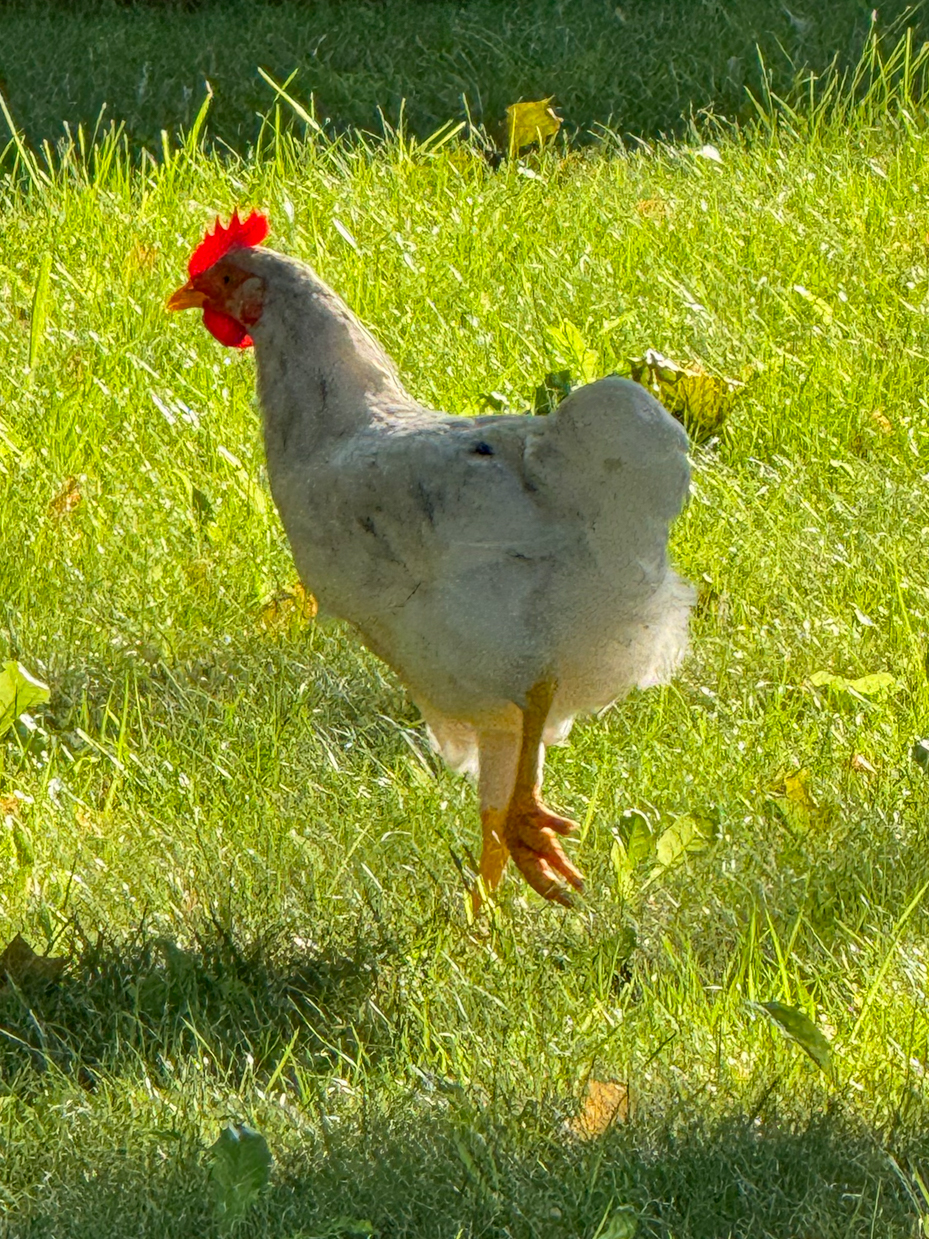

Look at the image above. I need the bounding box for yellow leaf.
[784,768,817,816]
[48,475,81,517]
[870,409,893,434]
[568,1079,629,1140]
[260,582,318,628]
[769,767,836,831]
[628,349,741,443]
[635,197,669,219]
[506,98,562,155]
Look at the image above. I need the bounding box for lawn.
[2,4,929,1238]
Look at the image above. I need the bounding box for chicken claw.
[504,792,584,906]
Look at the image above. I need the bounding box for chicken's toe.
[505,796,584,905]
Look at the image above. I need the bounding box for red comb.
[188,209,270,278]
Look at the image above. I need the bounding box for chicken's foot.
[504,680,584,906]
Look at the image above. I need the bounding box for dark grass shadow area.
[0,919,381,1084]
[0,0,925,156]
[10,1097,928,1238]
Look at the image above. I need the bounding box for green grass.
[3,13,929,1239]
[0,0,925,153]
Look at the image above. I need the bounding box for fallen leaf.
[260,582,318,627]
[0,933,67,989]
[851,753,877,776]
[506,98,561,155]
[0,661,50,738]
[776,767,819,829]
[628,349,741,443]
[769,767,836,831]
[784,768,817,814]
[756,1000,833,1076]
[635,197,669,219]
[568,1078,629,1140]
[793,283,834,324]
[48,476,81,517]
[870,409,893,434]
[652,813,715,869]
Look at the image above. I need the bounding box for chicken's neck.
[248,251,410,464]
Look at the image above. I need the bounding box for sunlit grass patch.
[2,27,929,1239]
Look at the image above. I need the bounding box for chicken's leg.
[473,728,520,912]
[504,680,584,906]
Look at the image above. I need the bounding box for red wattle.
[202,307,253,349]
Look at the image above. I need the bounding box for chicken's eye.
[222,274,230,285]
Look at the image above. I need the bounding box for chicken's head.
[168,209,270,348]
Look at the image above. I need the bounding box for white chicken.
[168,211,694,908]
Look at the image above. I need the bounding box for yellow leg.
[472,807,510,914]
[503,680,584,906]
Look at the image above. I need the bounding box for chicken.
[168,210,694,908]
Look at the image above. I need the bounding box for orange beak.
[166,281,208,312]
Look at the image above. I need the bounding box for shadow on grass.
[0,0,924,158]
[0,919,380,1084]
[11,1094,927,1238]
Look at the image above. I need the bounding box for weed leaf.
[531,369,573,414]
[625,812,654,866]
[757,1001,833,1076]
[628,349,741,443]
[0,661,50,738]
[546,321,600,384]
[809,670,897,702]
[595,1207,639,1239]
[209,1124,272,1223]
[645,814,714,885]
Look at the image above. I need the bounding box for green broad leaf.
[809,670,897,699]
[652,814,713,870]
[625,812,654,866]
[0,662,50,739]
[757,1001,833,1076]
[294,1220,376,1239]
[326,1220,376,1238]
[596,1207,638,1239]
[547,321,601,385]
[209,1124,272,1223]
[531,369,573,414]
